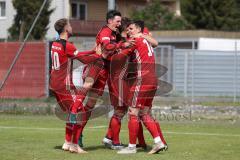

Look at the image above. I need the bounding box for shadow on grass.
[54,145,106,151]
[54,145,62,150]
[83,145,108,151]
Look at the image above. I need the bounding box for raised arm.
[66,43,102,64]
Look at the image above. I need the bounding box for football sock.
[141,114,159,139]
[155,121,167,145]
[128,115,139,145]
[110,115,121,144]
[72,124,83,144]
[65,123,73,142]
[105,127,113,140]
[137,121,146,146]
[78,134,83,147]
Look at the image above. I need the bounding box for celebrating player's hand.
[95,44,102,55]
[122,39,135,49]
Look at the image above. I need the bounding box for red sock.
[106,121,113,139]
[110,115,121,144]
[155,121,167,144]
[76,105,91,132]
[137,122,146,146]
[72,124,84,144]
[141,114,159,139]
[65,123,73,142]
[128,115,139,145]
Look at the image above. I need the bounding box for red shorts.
[108,77,129,107]
[128,79,157,109]
[51,88,85,112]
[83,65,108,96]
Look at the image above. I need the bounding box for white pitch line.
[164,131,240,137]
[0,125,107,131]
[0,126,63,131]
[88,125,107,129]
[0,125,240,137]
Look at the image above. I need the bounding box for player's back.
[50,39,75,90]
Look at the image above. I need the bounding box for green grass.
[197,101,240,107]
[0,114,240,160]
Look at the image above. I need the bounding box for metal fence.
[154,45,240,102]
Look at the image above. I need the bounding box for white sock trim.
[65,140,71,144]
[128,144,136,148]
[103,137,112,143]
[154,136,162,144]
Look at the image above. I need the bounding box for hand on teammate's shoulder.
[122,39,135,49]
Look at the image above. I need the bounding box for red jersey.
[132,37,157,80]
[96,25,123,57]
[50,39,100,91]
[96,26,117,47]
[143,27,150,35]
[128,37,158,108]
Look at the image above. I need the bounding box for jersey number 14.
[143,39,154,56]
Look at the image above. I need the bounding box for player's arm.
[132,33,158,48]
[66,43,102,64]
[99,31,131,52]
[140,34,158,48]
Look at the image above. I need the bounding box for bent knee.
[83,77,94,89]
[128,107,139,116]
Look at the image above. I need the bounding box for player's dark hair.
[128,20,145,33]
[54,18,68,35]
[119,17,132,33]
[106,10,121,22]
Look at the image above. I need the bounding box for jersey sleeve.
[65,42,102,64]
[99,29,124,52]
[99,30,111,45]
[65,42,78,57]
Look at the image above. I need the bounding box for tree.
[8,0,54,41]
[131,0,191,30]
[181,0,240,31]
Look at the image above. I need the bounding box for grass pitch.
[0,114,239,160]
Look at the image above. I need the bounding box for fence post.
[45,41,50,97]
[191,41,195,103]
[234,40,238,102]
[184,52,188,97]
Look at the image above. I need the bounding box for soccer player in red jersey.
[104,18,161,150]
[79,10,129,149]
[49,18,103,154]
[117,21,167,154]
[129,21,168,150]
[101,17,131,150]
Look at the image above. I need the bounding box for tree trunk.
[19,21,25,42]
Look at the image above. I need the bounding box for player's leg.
[109,106,127,149]
[69,124,87,154]
[52,90,75,151]
[146,106,168,147]
[103,77,127,149]
[77,91,98,147]
[66,89,89,153]
[145,99,168,150]
[117,106,139,154]
[69,93,89,153]
[136,121,147,149]
[139,98,166,154]
[78,64,107,146]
